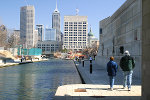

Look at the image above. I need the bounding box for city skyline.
[0,0,126,38]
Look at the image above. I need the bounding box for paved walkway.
[75,60,141,85]
[54,60,141,100]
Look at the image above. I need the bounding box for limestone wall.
[142,0,150,99]
[96,0,142,79]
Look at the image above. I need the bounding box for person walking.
[89,56,92,63]
[120,50,135,91]
[107,56,118,91]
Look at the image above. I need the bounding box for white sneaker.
[123,87,126,89]
[111,88,113,91]
[128,88,131,91]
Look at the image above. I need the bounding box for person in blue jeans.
[107,56,118,91]
[120,50,135,91]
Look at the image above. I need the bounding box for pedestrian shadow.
[83,88,130,91]
[85,88,108,90]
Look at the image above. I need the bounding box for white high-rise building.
[63,16,88,51]
[36,25,44,41]
[20,6,35,48]
[52,1,61,41]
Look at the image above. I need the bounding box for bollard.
[21,59,22,62]
[4,59,6,64]
[82,60,84,67]
[90,62,92,74]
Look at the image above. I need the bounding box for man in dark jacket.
[120,50,135,91]
[107,56,118,91]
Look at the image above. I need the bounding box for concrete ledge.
[54,84,141,100]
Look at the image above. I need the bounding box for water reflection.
[0,59,82,100]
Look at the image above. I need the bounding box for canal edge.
[73,60,86,84]
[0,59,49,68]
[73,60,93,84]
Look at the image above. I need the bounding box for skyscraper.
[20,6,35,48]
[36,25,44,41]
[63,16,88,51]
[52,1,61,41]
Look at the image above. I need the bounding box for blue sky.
[0,0,126,38]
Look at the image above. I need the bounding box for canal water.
[0,59,82,100]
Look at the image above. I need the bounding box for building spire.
[88,25,94,37]
[54,0,59,12]
[90,25,92,32]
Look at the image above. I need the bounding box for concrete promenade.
[54,59,141,100]
[75,60,141,85]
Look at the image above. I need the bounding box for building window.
[65,22,68,24]
[83,21,86,24]
[134,30,138,40]
[69,27,73,30]
[78,32,82,36]
[69,32,73,36]
[69,22,73,24]
[78,22,82,24]
[100,28,102,34]
[120,46,124,54]
[83,37,86,41]
[69,37,73,41]
[65,27,68,30]
[74,32,77,36]
[78,27,82,29]
[74,27,77,29]
[78,37,82,41]
[74,37,77,41]
[78,42,82,46]
[64,37,68,41]
[83,27,86,29]
[74,22,77,24]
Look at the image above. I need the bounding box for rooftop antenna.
[76,8,79,15]
[24,0,28,6]
[56,0,58,10]
[90,25,92,32]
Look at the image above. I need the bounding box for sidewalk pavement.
[54,59,141,100]
[75,59,141,85]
